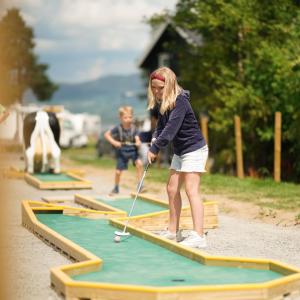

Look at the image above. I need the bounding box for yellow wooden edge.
[23,201,100,263]
[74,194,125,214]
[24,172,92,190]
[73,194,217,232]
[130,192,169,207]
[131,193,218,216]
[75,194,190,221]
[135,192,218,207]
[22,200,300,298]
[29,201,127,216]
[28,200,59,207]
[108,217,300,274]
[65,171,91,184]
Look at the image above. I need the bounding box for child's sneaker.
[159,229,183,242]
[109,186,119,195]
[179,231,207,248]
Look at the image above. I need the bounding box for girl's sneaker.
[159,229,183,242]
[179,231,207,248]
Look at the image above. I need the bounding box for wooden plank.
[74,194,126,215]
[274,112,282,183]
[200,115,209,146]
[234,115,244,179]
[24,172,92,190]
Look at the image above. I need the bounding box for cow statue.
[23,110,61,174]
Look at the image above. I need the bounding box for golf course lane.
[36,213,283,287]
[32,173,81,182]
[95,197,167,216]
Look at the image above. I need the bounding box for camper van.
[58,111,101,148]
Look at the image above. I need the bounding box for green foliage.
[0,8,57,105]
[149,0,300,181]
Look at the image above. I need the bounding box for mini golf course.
[22,195,300,300]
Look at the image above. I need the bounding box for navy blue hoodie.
[149,90,206,156]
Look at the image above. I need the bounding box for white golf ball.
[114,235,121,243]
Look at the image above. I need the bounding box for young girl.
[147,67,208,248]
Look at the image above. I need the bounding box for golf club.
[114,162,150,242]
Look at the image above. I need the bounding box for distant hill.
[24,73,148,129]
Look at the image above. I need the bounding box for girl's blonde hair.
[147,67,182,114]
[119,106,133,117]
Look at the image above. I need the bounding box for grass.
[62,143,115,169]
[62,144,300,212]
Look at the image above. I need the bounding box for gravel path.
[1,153,300,299]
[204,216,300,267]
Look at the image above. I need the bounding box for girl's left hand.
[147,150,157,164]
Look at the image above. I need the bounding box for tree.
[0,8,57,106]
[148,0,300,181]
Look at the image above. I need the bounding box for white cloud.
[57,0,162,28]
[35,38,58,52]
[1,0,178,82]
[55,0,177,50]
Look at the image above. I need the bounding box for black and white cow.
[23,110,61,174]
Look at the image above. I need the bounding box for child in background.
[147,67,209,248]
[104,106,143,195]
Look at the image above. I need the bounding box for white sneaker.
[179,231,207,248]
[158,229,183,242]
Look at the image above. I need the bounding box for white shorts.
[170,145,209,173]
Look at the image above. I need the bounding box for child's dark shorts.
[116,147,139,170]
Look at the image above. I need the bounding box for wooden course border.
[75,193,218,230]
[24,171,92,190]
[3,166,86,180]
[22,200,300,300]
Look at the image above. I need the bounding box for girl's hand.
[147,150,157,164]
[150,138,156,146]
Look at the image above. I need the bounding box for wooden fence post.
[199,115,210,172]
[234,115,244,179]
[200,116,209,146]
[274,112,282,183]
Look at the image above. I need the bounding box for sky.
[1,0,177,83]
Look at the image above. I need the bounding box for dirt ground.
[1,152,300,300]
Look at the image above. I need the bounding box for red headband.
[150,72,165,82]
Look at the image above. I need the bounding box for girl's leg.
[166,170,183,233]
[183,172,204,236]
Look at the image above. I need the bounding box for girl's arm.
[135,135,141,147]
[149,98,186,154]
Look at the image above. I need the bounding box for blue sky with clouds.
[1,0,177,83]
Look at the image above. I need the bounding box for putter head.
[114,230,130,237]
